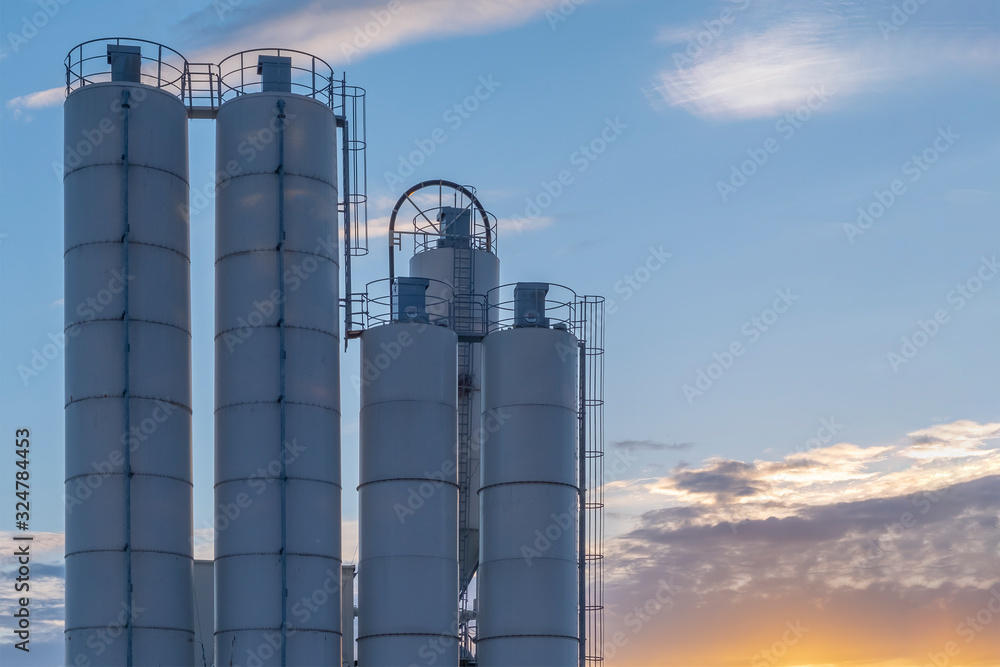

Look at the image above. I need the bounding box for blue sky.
[1,0,998,665]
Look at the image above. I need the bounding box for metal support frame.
[577,297,606,667]
[341,77,353,351]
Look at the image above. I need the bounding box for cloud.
[6,85,63,121]
[613,439,695,452]
[650,1,999,120]
[0,532,65,645]
[178,0,568,66]
[601,420,1000,665]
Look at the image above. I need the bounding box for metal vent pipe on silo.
[214,53,342,666]
[358,279,459,667]
[478,283,580,667]
[63,41,195,666]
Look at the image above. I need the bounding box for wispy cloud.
[6,85,63,121]
[613,439,695,452]
[650,1,999,120]
[179,0,568,66]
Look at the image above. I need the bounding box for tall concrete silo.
[477,283,580,667]
[357,279,459,667]
[63,40,195,666]
[214,51,342,666]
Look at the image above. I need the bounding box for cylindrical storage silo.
[214,73,342,666]
[358,321,459,667]
[64,67,195,665]
[478,324,579,667]
[409,239,499,592]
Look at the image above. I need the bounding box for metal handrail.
[486,283,580,334]
[217,48,336,106]
[355,277,457,329]
[65,38,188,97]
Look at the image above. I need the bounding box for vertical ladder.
[456,342,473,583]
[452,247,473,334]
[454,246,476,592]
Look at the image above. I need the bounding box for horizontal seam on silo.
[65,239,191,261]
[484,402,577,410]
[214,248,338,264]
[66,625,196,634]
[216,171,335,188]
[215,627,342,635]
[66,396,192,412]
[66,318,191,336]
[479,481,579,493]
[66,548,193,558]
[213,552,341,560]
[65,472,193,485]
[357,555,456,564]
[215,400,339,413]
[65,162,189,186]
[479,556,578,564]
[356,634,459,640]
[214,477,341,487]
[215,324,338,338]
[360,399,456,410]
[476,633,578,641]
[357,478,459,490]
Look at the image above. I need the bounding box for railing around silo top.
[353,277,461,330]
[65,38,188,97]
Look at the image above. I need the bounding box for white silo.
[214,52,342,666]
[358,279,459,667]
[478,283,580,667]
[408,203,499,595]
[63,41,194,666]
